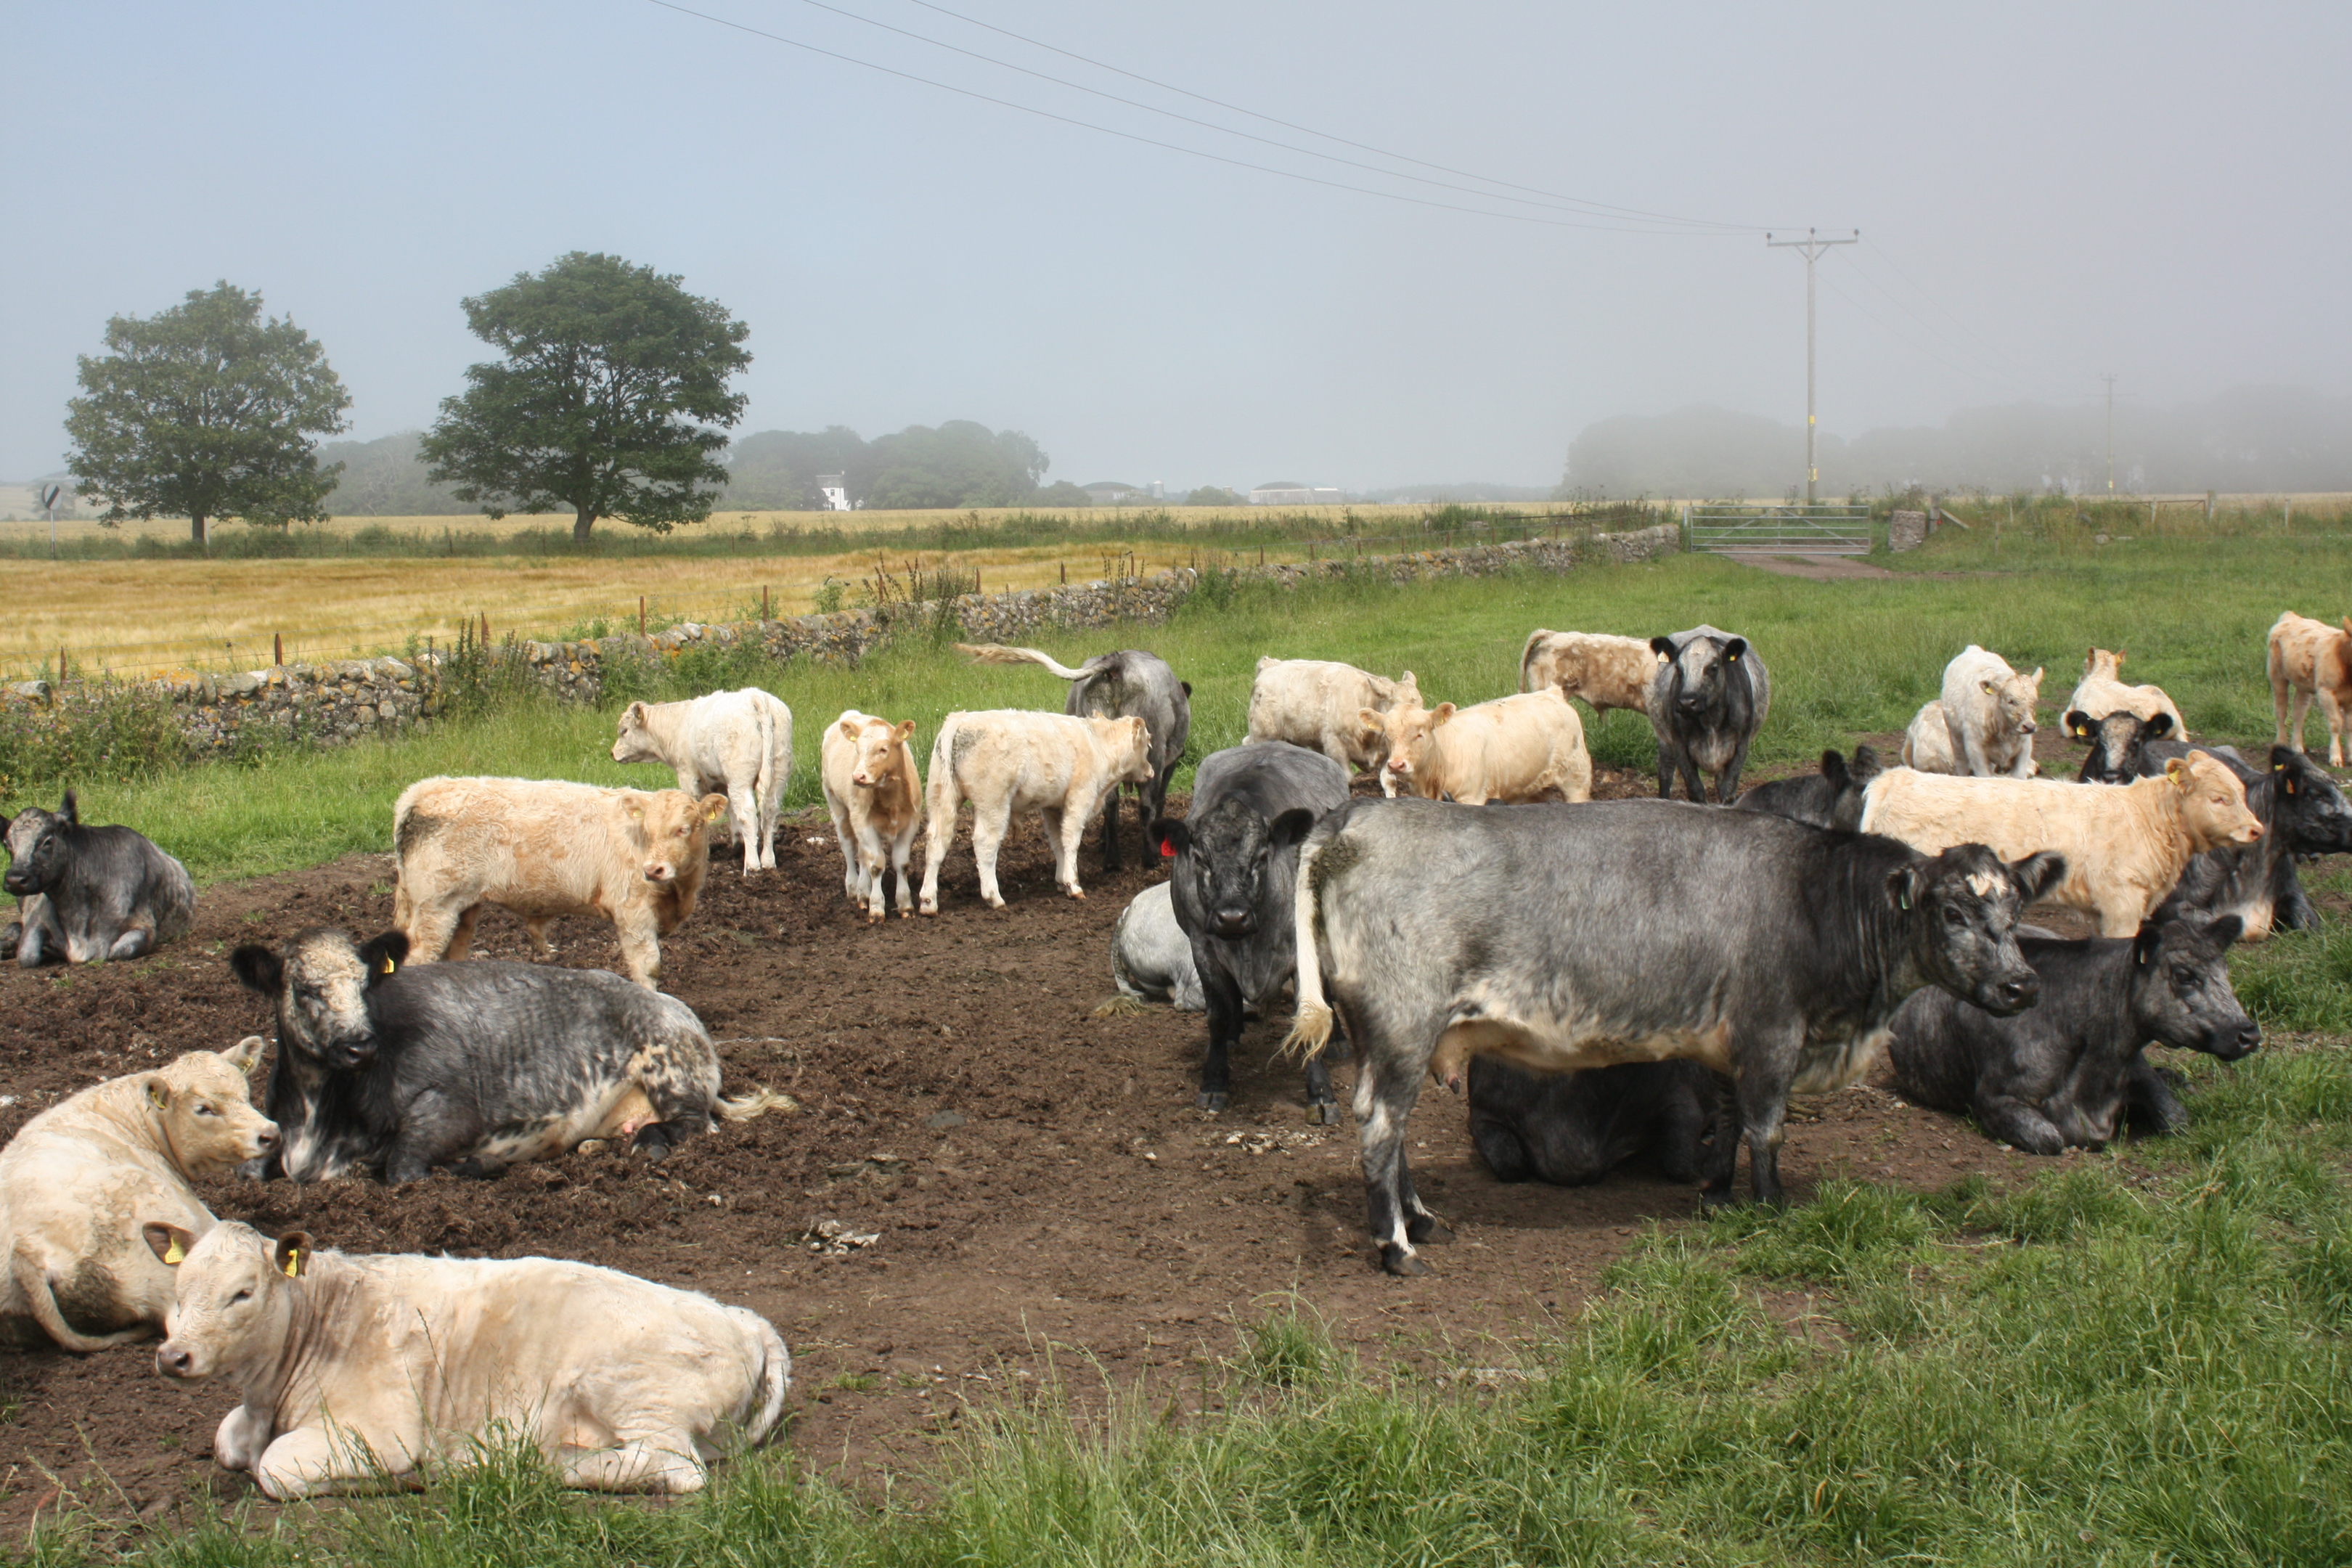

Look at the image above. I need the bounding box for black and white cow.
[1731,746,1883,830]
[1284,797,2061,1273]
[2069,709,2179,784]
[0,792,194,966]
[1888,917,2257,1151]
[1151,742,1350,1119]
[1646,626,1771,803]
[1467,1058,1717,1187]
[230,929,784,1184]
[955,643,1191,871]
[2152,745,2352,939]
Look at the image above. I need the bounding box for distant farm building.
[1082,481,1146,505]
[1250,482,1343,505]
[817,473,852,511]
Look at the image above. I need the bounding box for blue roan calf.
[1,792,193,965]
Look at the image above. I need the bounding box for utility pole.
[1766,228,1858,503]
[2102,374,2117,494]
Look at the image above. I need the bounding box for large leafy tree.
[64,282,352,546]
[421,252,751,544]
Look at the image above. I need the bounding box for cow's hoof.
[1307,1100,1340,1126]
[1196,1090,1230,1112]
[1379,1246,1428,1278]
[1406,1214,1454,1245]
[1698,1185,1738,1209]
[1066,889,1087,901]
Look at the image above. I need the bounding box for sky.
[3,1,2346,494]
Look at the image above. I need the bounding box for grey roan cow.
[1731,745,1883,830]
[231,928,784,1183]
[1887,917,2258,1152]
[1285,797,2062,1274]
[0,792,194,966]
[956,643,1190,870]
[1467,1058,1716,1187]
[1151,742,1349,1119]
[2152,745,2352,939]
[2069,708,2179,784]
[1646,626,1772,803]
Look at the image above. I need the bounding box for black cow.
[1888,917,2257,1151]
[956,643,1191,871]
[1646,626,1771,803]
[1151,742,1349,1119]
[2069,709,2178,783]
[0,792,194,966]
[2152,746,2352,938]
[1731,745,1882,830]
[231,928,784,1183]
[1467,1058,1717,1186]
[1284,797,2061,1273]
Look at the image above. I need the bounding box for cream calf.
[1518,630,1661,715]
[1936,645,2045,777]
[2063,648,2187,736]
[1245,658,1419,793]
[610,689,793,874]
[820,710,923,921]
[918,709,1153,912]
[2268,611,2352,767]
[1363,688,1592,804]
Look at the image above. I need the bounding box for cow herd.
[0,605,2348,1495]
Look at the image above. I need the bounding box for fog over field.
[2,1,2347,496]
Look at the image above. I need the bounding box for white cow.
[1932,646,2044,777]
[918,709,1153,912]
[1245,658,1419,791]
[611,689,793,874]
[820,710,923,921]
[2064,648,2187,737]
[1363,688,1593,804]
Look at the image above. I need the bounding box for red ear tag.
[1159,838,1176,858]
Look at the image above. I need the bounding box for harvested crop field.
[0,761,2139,1537]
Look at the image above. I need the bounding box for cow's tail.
[714,1086,799,1122]
[1517,629,1549,693]
[742,1323,793,1449]
[955,642,1092,682]
[1281,833,1338,1061]
[10,1241,150,1355]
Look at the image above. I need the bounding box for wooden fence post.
[58,645,65,687]
[640,596,646,635]
[274,633,283,667]
[761,584,769,619]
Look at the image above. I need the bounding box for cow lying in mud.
[1466,1058,1716,1188]
[1284,798,2061,1274]
[1,792,195,966]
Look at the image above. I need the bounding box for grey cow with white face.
[1646,626,1772,803]
[1286,797,2061,1274]
[1151,743,1349,1119]
[0,792,194,966]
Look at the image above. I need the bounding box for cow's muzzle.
[2209,1020,2262,1061]
[1212,907,1254,939]
[1,870,33,895]
[156,1342,198,1379]
[643,863,674,883]
[251,1124,282,1155]
[1982,971,2040,1015]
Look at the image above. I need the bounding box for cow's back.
[395,777,623,909]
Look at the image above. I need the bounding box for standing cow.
[2268,611,2352,767]
[956,644,1190,872]
[1362,688,1592,805]
[1646,626,1771,803]
[820,710,923,921]
[1284,796,2059,1274]
[1246,658,1421,791]
[1151,743,1351,1119]
[1519,630,1662,716]
[1918,645,2043,778]
[610,689,793,875]
[918,710,1153,912]
[0,793,194,966]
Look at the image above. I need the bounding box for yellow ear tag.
[284,1254,301,1277]
[383,957,396,974]
[163,1240,184,1264]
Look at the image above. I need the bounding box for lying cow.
[1646,626,1771,802]
[2154,746,2352,940]
[1,1040,275,1351]
[1364,688,1591,804]
[2065,648,2186,735]
[820,710,922,921]
[2268,610,2352,767]
[1732,746,1883,830]
[956,644,1191,871]
[1467,1058,1715,1187]
[2070,709,2177,784]
[145,1221,788,1497]
[1106,882,1204,1012]
[1904,646,2043,777]
[1888,917,2257,1153]
[0,793,194,966]
[1153,742,1351,1119]
[393,777,727,989]
[232,928,785,1183]
[1285,796,2060,1273]
[610,688,793,875]
[918,709,1153,912]
[1246,658,1419,792]
[1519,629,1660,716]
[1858,755,2263,937]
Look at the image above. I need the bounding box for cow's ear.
[1431,703,1457,726]
[1885,865,1924,913]
[1151,819,1188,859]
[144,1075,171,1111]
[1649,636,1677,659]
[836,717,862,741]
[0,812,11,836]
[358,931,407,983]
[894,719,915,743]
[273,1232,313,1279]
[626,701,648,727]
[1819,749,1849,788]
[700,793,729,823]
[621,794,645,820]
[2131,923,2162,967]
[2205,914,2245,950]
[2164,757,2189,783]
[2027,667,2043,685]
[1980,679,1998,695]
[1180,682,1193,698]
[229,944,283,996]
[1267,807,1317,852]
[2112,650,2126,668]
[2280,767,2298,797]
[1723,637,1747,663]
[2141,711,2173,740]
[223,1035,265,1074]
[1397,670,1417,690]
[2065,710,2095,738]
[1850,743,1881,774]
[57,791,77,825]
[2008,850,2067,905]
[144,1222,196,1266]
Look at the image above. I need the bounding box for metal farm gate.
[1681,502,1873,555]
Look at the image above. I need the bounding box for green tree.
[1184,485,1245,507]
[420,252,750,544]
[63,282,352,547]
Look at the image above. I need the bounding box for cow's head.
[610,701,663,766]
[1649,633,1748,724]
[1,793,78,897]
[146,1220,308,1382]
[1980,666,2043,738]
[839,715,916,790]
[2084,646,2126,681]
[2070,708,2171,784]
[2269,746,2352,854]
[2126,916,2260,1062]
[1360,699,1455,788]
[1092,715,1156,785]
[2168,754,2263,852]
[623,790,728,885]
[1820,744,1885,831]
[144,1038,278,1178]
[1888,844,2065,1016]
[231,928,407,1071]
[1152,803,1318,941]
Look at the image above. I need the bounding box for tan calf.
[392,777,727,989]
[2268,611,2352,767]
[1858,754,2263,936]
[820,709,923,921]
[2064,648,2187,736]
[147,1222,789,1498]
[1,1040,275,1351]
[1245,658,1420,793]
[918,709,1153,912]
[610,688,793,875]
[1363,688,1593,804]
[1519,629,1662,715]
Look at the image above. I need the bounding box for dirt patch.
[0,770,2237,1537]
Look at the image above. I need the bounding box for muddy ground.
[0,749,2322,1539]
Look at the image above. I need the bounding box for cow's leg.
[1971,1094,2067,1154]
[1699,1071,1741,1199]
[1097,786,1122,874]
[614,911,663,988]
[859,830,893,923]
[2277,872,2316,932]
[1050,805,1088,899]
[1717,735,1757,802]
[14,919,46,967]
[562,1435,709,1494]
[433,904,483,962]
[213,1402,273,1473]
[520,917,555,958]
[2282,683,2311,753]
[1302,1044,1340,1124]
[1655,1081,1712,1185]
[632,1046,718,1160]
[1470,1113,1536,1181]
[889,822,918,918]
[728,777,761,876]
[253,1428,392,1500]
[918,788,958,917]
[2123,1058,2190,1136]
[1654,743,1676,800]
[970,802,1012,909]
[1196,958,1244,1111]
[2322,691,2348,768]
[1350,1018,1437,1275]
[1727,1034,1799,1204]
[1676,751,1707,804]
[828,801,863,903]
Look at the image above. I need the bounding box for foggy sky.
[3,1,2345,494]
